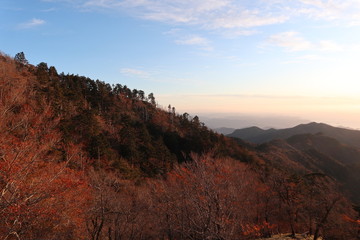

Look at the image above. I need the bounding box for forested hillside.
[229,123,360,204]
[8,53,250,178]
[1,52,359,240]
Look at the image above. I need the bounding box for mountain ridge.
[1,51,359,239]
[239,132,360,203]
[228,122,360,149]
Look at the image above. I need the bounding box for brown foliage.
[1,53,357,239]
[0,55,91,240]
[148,153,266,240]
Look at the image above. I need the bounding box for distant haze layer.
[157,94,360,130]
[199,114,309,130]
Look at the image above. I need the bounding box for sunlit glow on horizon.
[157,94,360,129]
[2,0,360,129]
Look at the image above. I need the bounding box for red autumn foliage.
[0,54,91,240]
[1,52,358,239]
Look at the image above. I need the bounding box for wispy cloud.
[40,0,360,54]
[41,7,56,12]
[80,0,288,32]
[297,54,326,61]
[318,40,343,51]
[18,18,46,29]
[280,54,333,65]
[46,0,360,29]
[209,10,288,29]
[175,35,213,51]
[120,68,150,78]
[266,31,313,52]
[296,0,360,22]
[120,66,207,85]
[221,29,260,38]
[264,31,344,52]
[84,0,123,8]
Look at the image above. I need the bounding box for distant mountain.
[287,133,360,165]
[2,51,358,239]
[228,122,360,149]
[252,133,360,203]
[213,127,235,135]
[200,114,309,130]
[229,126,276,139]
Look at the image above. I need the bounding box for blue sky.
[1,0,360,128]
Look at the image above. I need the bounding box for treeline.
[24,54,248,178]
[0,52,359,239]
[86,153,359,240]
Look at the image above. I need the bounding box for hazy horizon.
[157,94,360,130]
[2,0,360,129]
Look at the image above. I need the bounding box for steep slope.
[287,133,360,165]
[254,134,360,203]
[1,52,358,240]
[229,122,360,149]
[2,53,250,178]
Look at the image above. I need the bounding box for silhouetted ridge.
[229,122,360,149]
[228,126,274,139]
[252,132,360,203]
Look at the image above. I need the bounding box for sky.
[1,0,360,129]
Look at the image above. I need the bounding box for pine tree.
[14,52,28,65]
